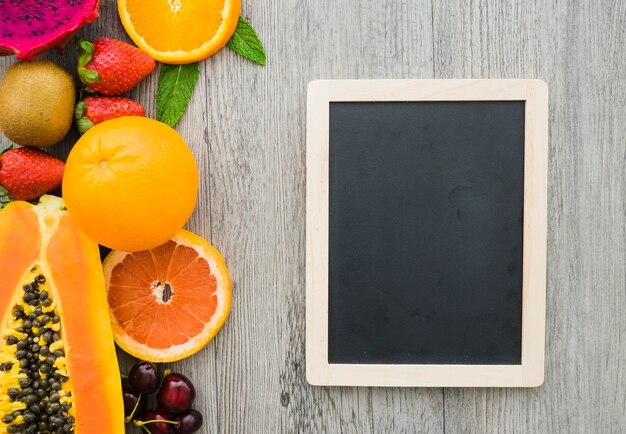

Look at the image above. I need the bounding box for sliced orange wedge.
[117,0,241,64]
[104,229,232,362]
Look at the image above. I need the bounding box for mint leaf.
[156,63,200,127]
[227,17,266,65]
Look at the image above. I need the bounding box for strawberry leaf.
[76,38,100,84]
[0,186,11,210]
[227,17,266,65]
[156,63,200,128]
[0,145,13,156]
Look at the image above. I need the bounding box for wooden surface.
[1,0,624,432]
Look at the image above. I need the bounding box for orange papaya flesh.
[0,196,124,434]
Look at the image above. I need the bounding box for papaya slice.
[0,196,124,433]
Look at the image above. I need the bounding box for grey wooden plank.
[201,0,442,432]
[433,0,626,433]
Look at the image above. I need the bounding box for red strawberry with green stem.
[75,96,145,135]
[77,37,156,95]
[0,146,65,204]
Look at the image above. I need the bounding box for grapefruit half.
[103,229,231,362]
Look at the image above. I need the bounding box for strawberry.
[0,146,65,202]
[77,37,156,95]
[75,96,145,135]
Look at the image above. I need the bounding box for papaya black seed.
[53,349,64,357]
[24,394,38,405]
[51,382,61,391]
[49,402,61,412]
[15,349,27,359]
[15,327,25,333]
[6,335,17,345]
[27,313,36,320]
[30,344,39,352]
[42,299,53,307]
[3,362,13,370]
[19,359,28,368]
[29,404,41,414]
[16,340,27,350]
[38,290,48,301]
[35,275,45,284]
[52,316,60,324]
[40,315,50,324]
[22,411,36,423]
[39,346,49,356]
[7,388,20,399]
[23,284,32,292]
[34,307,43,315]
[21,387,33,396]
[39,364,50,374]
[18,378,31,387]
[2,415,13,423]
[32,319,41,328]
[45,356,55,366]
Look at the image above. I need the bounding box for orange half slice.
[117,0,241,64]
[104,229,232,362]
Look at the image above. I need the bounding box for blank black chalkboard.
[328,101,525,365]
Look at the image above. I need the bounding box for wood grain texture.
[0,0,623,432]
[433,0,626,433]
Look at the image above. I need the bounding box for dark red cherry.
[129,360,161,394]
[157,373,196,414]
[174,409,203,434]
[123,385,146,420]
[139,410,174,434]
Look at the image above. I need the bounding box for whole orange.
[62,117,198,252]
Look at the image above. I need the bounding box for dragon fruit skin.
[0,0,101,61]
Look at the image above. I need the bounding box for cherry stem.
[134,419,180,427]
[139,425,152,434]
[124,392,143,423]
[120,374,128,379]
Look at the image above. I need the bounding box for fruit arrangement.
[123,360,203,434]
[0,0,266,431]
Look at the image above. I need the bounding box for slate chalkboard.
[327,101,525,365]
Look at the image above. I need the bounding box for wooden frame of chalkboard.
[306,79,548,387]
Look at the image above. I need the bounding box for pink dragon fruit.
[0,0,101,61]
